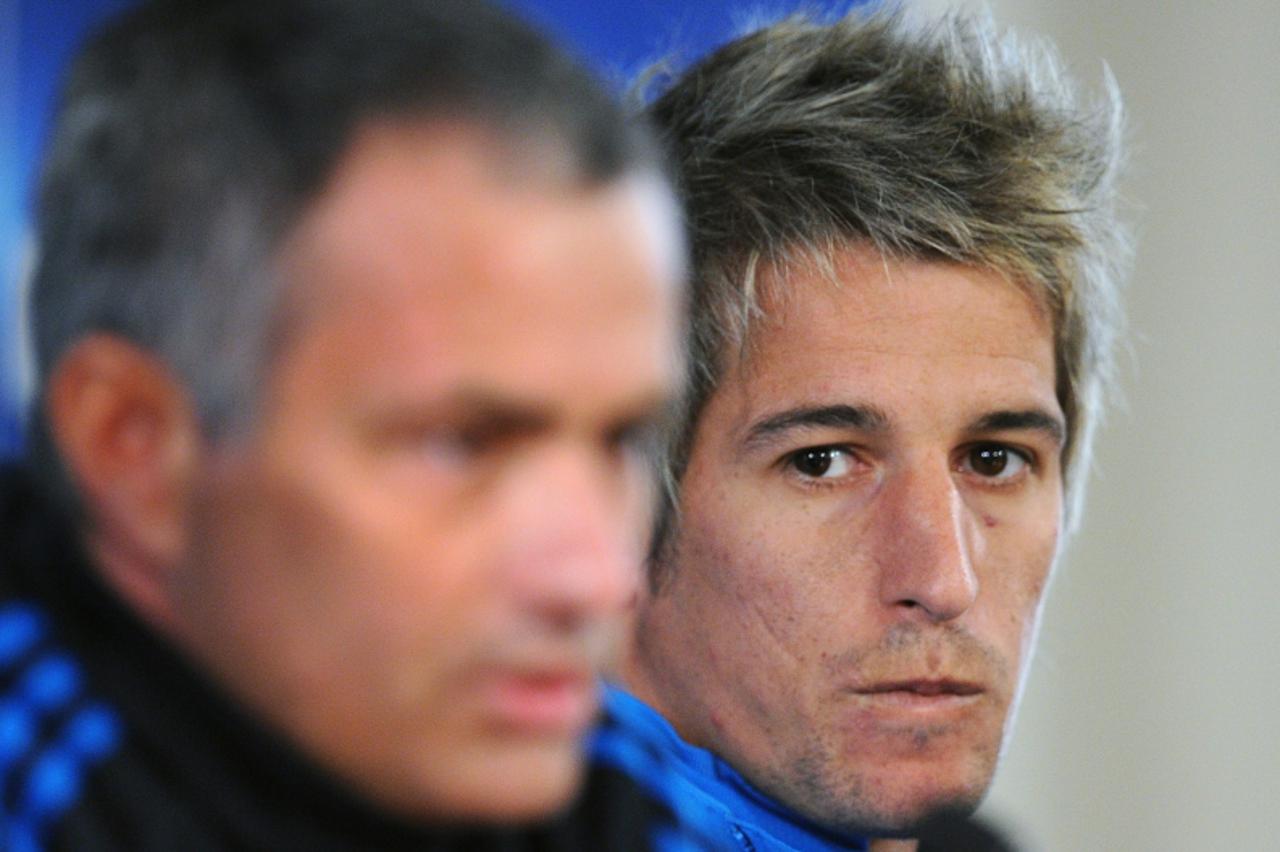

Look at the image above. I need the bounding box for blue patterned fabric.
[0,602,123,850]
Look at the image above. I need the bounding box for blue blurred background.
[0,0,854,458]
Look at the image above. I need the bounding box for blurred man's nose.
[502,443,641,630]
[875,460,980,623]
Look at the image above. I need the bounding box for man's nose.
[875,461,980,622]
[503,445,641,629]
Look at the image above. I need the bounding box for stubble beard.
[751,622,1011,837]
[770,725,998,838]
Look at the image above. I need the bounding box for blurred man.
[616,10,1130,851]
[0,0,697,848]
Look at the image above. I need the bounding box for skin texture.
[624,244,1063,840]
[62,122,683,820]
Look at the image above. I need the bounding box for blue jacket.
[0,461,718,852]
[601,685,871,851]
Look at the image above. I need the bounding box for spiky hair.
[647,8,1130,575]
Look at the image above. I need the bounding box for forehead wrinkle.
[758,337,1055,369]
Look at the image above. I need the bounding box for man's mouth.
[851,679,985,709]
[480,667,599,735]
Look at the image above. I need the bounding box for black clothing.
[0,464,698,851]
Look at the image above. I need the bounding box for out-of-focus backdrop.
[4,1,1277,848]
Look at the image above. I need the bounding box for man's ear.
[45,334,202,626]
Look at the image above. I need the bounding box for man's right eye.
[787,446,855,480]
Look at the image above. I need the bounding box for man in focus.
[616,10,1129,850]
[0,0,695,848]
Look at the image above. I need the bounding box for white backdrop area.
[905,0,1280,848]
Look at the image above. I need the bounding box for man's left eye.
[788,446,855,480]
[962,444,1029,480]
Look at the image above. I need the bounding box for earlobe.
[45,334,201,626]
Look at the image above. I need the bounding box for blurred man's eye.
[376,419,501,471]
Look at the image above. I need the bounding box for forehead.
[724,245,1058,424]
[270,121,681,400]
[284,121,669,307]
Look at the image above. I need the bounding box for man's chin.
[347,737,588,824]
[837,743,998,836]
[433,743,588,822]
[792,774,988,839]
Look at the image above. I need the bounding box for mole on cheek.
[982,514,998,528]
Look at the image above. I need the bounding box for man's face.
[167,124,681,819]
[634,245,1062,833]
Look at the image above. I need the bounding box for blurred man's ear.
[45,334,200,628]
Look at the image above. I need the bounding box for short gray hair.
[647,9,1130,575]
[28,0,660,511]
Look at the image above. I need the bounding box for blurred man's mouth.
[482,667,598,735]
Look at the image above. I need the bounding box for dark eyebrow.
[442,388,554,425]
[368,385,674,444]
[742,404,890,452]
[365,386,554,440]
[967,409,1066,447]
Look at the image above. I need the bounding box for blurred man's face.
[631,245,1062,833]
[168,124,681,819]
